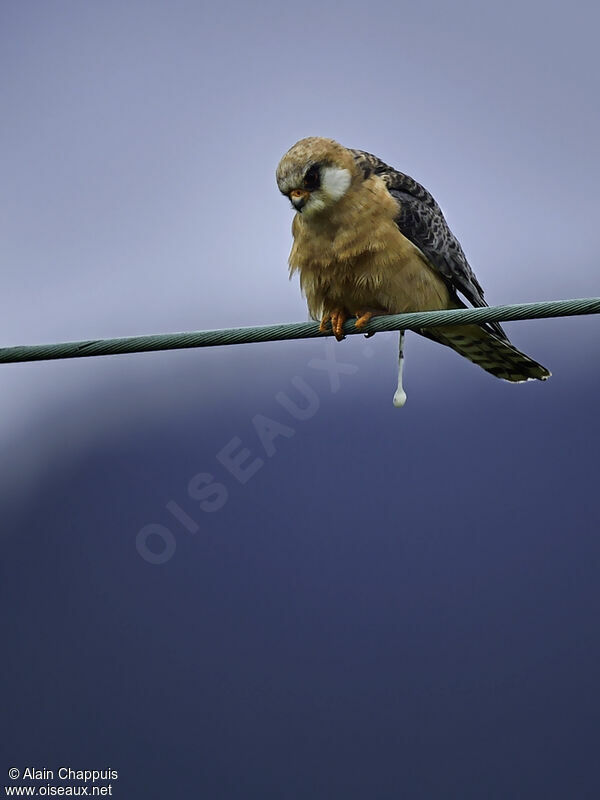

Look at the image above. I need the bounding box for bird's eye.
[303,164,321,191]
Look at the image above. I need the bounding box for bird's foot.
[319,309,348,341]
[354,311,374,329]
[355,310,380,338]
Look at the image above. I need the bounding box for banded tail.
[425,324,551,382]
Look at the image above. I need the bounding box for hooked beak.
[289,188,310,211]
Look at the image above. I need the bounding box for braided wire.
[1,297,599,365]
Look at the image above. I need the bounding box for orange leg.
[331,309,349,341]
[319,314,331,334]
[319,309,348,341]
[354,311,374,330]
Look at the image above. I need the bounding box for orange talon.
[355,311,374,330]
[319,314,331,334]
[328,309,348,341]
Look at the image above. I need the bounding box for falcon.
[276,136,550,384]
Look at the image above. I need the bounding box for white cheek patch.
[304,194,326,214]
[320,166,351,200]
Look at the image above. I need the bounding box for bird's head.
[276,137,358,218]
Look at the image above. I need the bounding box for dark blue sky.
[3,328,600,798]
[2,1,600,797]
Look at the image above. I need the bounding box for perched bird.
[276,136,550,383]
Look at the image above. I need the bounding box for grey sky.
[1,0,599,446]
